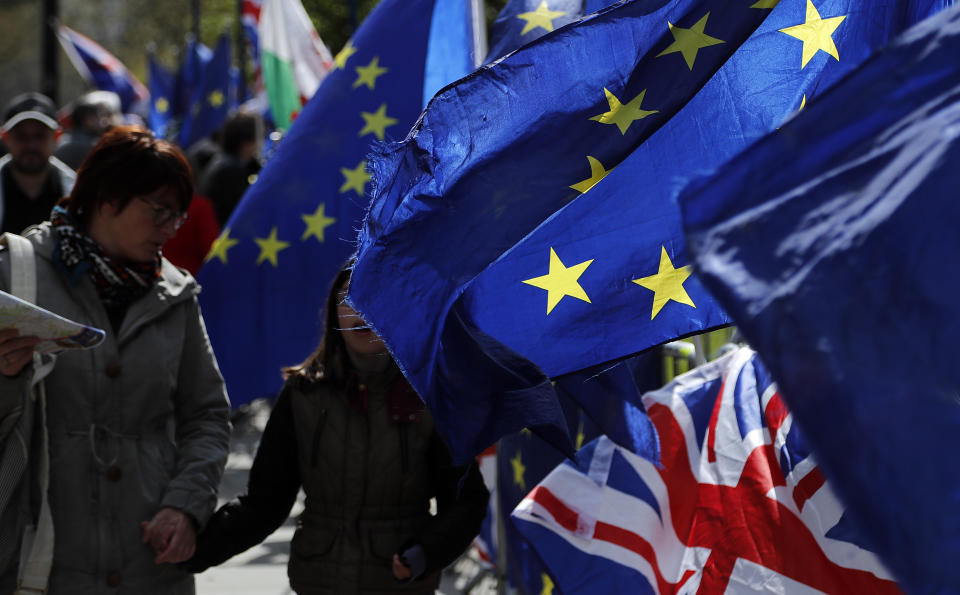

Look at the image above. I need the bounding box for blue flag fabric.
[179,34,234,148]
[350,0,947,465]
[513,348,899,593]
[485,0,616,63]
[173,39,213,124]
[680,6,960,593]
[147,54,175,139]
[197,0,478,408]
[55,25,149,113]
[498,404,604,594]
[554,351,662,459]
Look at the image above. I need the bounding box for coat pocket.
[290,522,340,560]
[364,516,427,563]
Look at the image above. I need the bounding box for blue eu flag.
[179,34,234,148]
[485,0,617,62]
[147,53,175,139]
[349,0,950,465]
[681,5,960,592]
[173,38,212,121]
[197,0,480,408]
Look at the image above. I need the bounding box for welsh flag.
[259,0,333,130]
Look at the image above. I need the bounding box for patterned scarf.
[50,206,161,309]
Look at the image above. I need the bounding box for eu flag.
[485,0,617,62]
[349,0,948,465]
[173,38,213,121]
[147,53,175,139]
[179,34,234,148]
[681,5,960,592]
[197,0,480,408]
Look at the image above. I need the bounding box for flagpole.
[192,0,201,39]
[495,440,508,595]
[42,0,59,103]
[236,0,247,102]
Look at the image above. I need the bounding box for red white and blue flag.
[56,25,149,114]
[512,347,899,594]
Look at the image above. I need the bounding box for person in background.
[201,111,262,227]
[0,125,231,593]
[160,191,219,276]
[0,92,75,234]
[54,90,123,170]
[187,260,490,594]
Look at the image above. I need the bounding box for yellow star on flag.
[353,56,388,90]
[511,449,526,492]
[301,203,337,242]
[523,247,593,315]
[254,227,291,267]
[208,89,225,107]
[339,159,371,196]
[779,0,846,69]
[751,0,780,8]
[575,421,585,450]
[517,1,567,36]
[569,156,611,194]
[359,103,398,140]
[155,97,169,114]
[205,228,239,264]
[590,88,658,135]
[334,40,357,70]
[656,12,725,70]
[540,573,555,595]
[632,246,696,320]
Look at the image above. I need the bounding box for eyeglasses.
[137,196,189,230]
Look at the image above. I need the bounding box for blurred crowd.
[0,88,263,274]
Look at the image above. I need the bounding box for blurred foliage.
[0,0,509,109]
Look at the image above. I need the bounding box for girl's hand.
[392,553,412,580]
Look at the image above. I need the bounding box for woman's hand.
[141,507,197,564]
[0,329,40,377]
[392,553,412,580]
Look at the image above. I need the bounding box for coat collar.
[25,222,200,345]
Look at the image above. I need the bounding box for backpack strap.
[2,233,54,594]
[4,233,36,305]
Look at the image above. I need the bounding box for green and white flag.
[259,0,333,130]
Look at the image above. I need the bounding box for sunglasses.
[138,196,189,230]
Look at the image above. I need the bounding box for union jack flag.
[512,347,899,594]
[55,25,149,113]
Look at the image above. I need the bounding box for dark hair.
[65,125,193,228]
[283,258,355,387]
[221,112,259,156]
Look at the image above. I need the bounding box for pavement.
[195,400,498,595]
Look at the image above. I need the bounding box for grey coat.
[0,223,231,594]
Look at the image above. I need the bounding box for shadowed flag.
[681,5,960,592]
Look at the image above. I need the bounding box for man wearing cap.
[0,92,76,235]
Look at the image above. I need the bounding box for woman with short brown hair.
[0,126,231,594]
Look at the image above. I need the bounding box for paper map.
[0,290,105,353]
